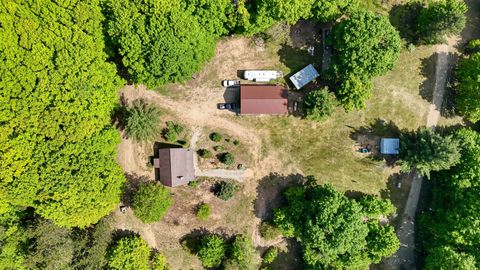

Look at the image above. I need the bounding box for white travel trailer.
[244,70,283,82]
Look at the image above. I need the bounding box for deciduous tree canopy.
[107,235,151,270]
[0,0,125,228]
[455,52,480,123]
[311,0,359,22]
[133,183,173,224]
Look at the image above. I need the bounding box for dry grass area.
[114,11,441,269]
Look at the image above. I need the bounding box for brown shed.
[240,85,288,115]
[153,148,194,187]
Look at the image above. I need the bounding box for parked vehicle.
[222,80,240,87]
[243,70,283,82]
[217,103,238,110]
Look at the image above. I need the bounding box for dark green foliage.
[233,140,240,146]
[336,74,373,111]
[311,0,359,22]
[106,0,216,88]
[224,235,256,270]
[107,235,151,270]
[358,194,396,219]
[273,181,399,269]
[420,129,480,269]
[24,219,74,270]
[188,181,199,188]
[418,0,468,44]
[198,149,213,159]
[259,222,282,240]
[220,152,235,165]
[196,203,211,221]
[167,121,184,135]
[210,132,223,142]
[263,247,279,264]
[455,52,480,123]
[0,0,125,228]
[215,181,238,201]
[197,234,226,268]
[163,129,177,143]
[399,128,461,177]
[125,100,162,142]
[133,183,173,223]
[303,88,337,120]
[332,10,401,80]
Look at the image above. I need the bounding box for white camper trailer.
[244,70,283,82]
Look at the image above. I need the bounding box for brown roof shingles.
[240,85,288,115]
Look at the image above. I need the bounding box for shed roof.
[154,148,194,187]
[289,64,320,89]
[380,138,400,155]
[240,85,288,115]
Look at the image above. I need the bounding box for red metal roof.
[240,85,288,115]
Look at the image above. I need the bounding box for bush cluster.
[263,247,279,264]
[215,181,237,201]
[210,132,223,142]
[259,222,282,240]
[198,149,212,159]
[220,152,235,166]
[196,203,211,221]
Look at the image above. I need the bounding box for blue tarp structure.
[289,64,320,89]
[380,138,400,155]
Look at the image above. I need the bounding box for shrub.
[358,195,396,219]
[303,88,337,121]
[188,180,199,188]
[224,235,255,270]
[210,132,222,142]
[215,181,237,201]
[167,121,184,134]
[152,253,169,270]
[198,149,212,159]
[163,129,177,142]
[260,222,282,240]
[263,247,279,264]
[197,235,226,268]
[125,99,162,142]
[213,145,224,152]
[107,236,150,270]
[233,139,240,146]
[132,183,173,223]
[196,203,211,221]
[220,152,235,165]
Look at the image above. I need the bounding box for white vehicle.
[222,80,240,87]
[244,70,283,82]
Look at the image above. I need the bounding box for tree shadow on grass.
[419,53,437,104]
[122,173,151,206]
[254,173,307,221]
[277,44,315,88]
[269,238,305,270]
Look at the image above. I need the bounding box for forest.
[0,0,478,269]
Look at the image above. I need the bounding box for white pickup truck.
[222,80,241,87]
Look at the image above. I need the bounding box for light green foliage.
[420,129,480,268]
[466,39,480,51]
[106,0,216,88]
[263,247,279,264]
[210,132,223,142]
[185,0,236,36]
[424,246,477,270]
[197,234,226,268]
[455,52,480,123]
[418,0,468,44]
[366,221,400,263]
[152,253,170,270]
[24,219,74,270]
[167,121,184,135]
[125,100,162,142]
[0,206,27,270]
[254,0,314,25]
[358,194,396,219]
[198,149,213,158]
[0,0,125,228]
[224,235,256,270]
[303,88,337,120]
[337,74,373,111]
[332,10,401,80]
[215,181,238,201]
[163,129,177,142]
[259,222,282,240]
[220,152,235,165]
[311,0,359,22]
[273,181,399,269]
[133,183,173,223]
[107,235,151,270]
[399,128,461,178]
[196,203,211,221]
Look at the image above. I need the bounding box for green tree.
[224,235,256,270]
[455,52,480,123]
[0,0,125,228]
[262,247,279,264]
[273,181,399,269]
[133,183,173,223]
[24,219,74,270]
[424,246,477,270]
[418,0,468,44]
[106,0,216,88]
[215,181,238,201]
[254,0,314,25]
[399,128,461,177]
[358,194,396,219]
[366,221,400,263]
[303,88,337,120]
[197,234,226,268]
[332,10,401,79]
[336,74,373,111]
[0,206,28,270]
[107,235,151,270]
[220,152,235,165]
[311,0,359,22]
[185,0,236,36]
[125,100,162,142]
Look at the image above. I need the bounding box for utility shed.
[244,70,283,82]
[289,64,320,89]
[380,138,400,155]
[240,85,288,115]
[153,148,194,187]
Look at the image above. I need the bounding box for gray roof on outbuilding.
[153,148,194,187]
[289,64,320,89]
[380,138,400,155]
